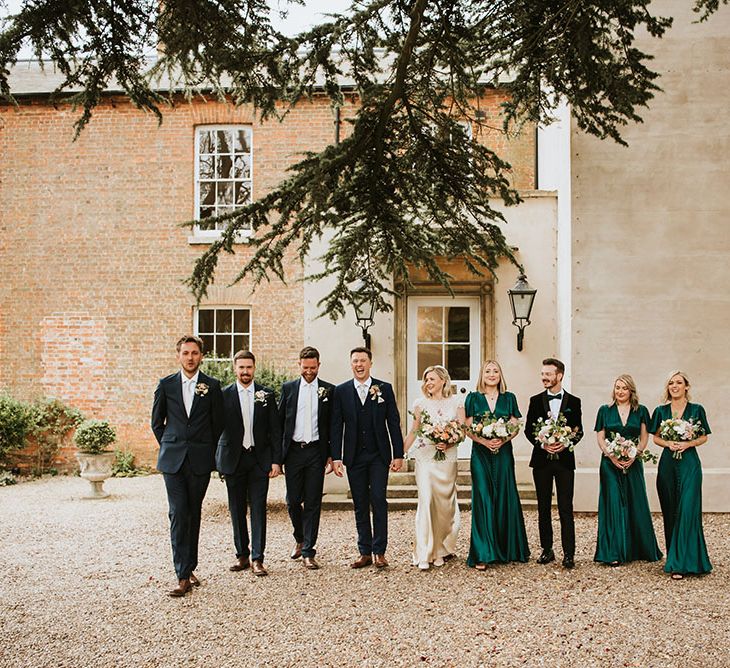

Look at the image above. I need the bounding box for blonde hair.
[611,374,639,411]
[476,359,507,394]
[661,370,692,403]
[421,365,454,398]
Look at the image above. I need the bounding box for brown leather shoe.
[251,560,268,576]
[189,573,201,587]
[168,579,191,597]
[373,554,389,569]
[290,542,303,559]
[229,557,251,572]
[350,554,373,569]
[303,556,320,570]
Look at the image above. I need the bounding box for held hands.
[332,460,345,477]
[324,457,333,475]
[269,464,282,478]
[390,458,403,472]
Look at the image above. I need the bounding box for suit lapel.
[541,390,550,417]
[176,371,185,410]
[291,379,301,428]
[559,391,569,415]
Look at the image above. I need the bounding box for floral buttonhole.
[195,383,209,396]
[254,390,268,404]
[317,387,330,402]
[370,385,385,404]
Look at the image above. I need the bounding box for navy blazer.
[525,390,584,470]
[330,378,404,467]
[216,382,283,475]
[278,377,334,464]
[150,371,224,475]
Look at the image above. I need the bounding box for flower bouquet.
[605,433,658,473]
[658,417,705,460]
[533,412,579,460]
[468,415,522,454]
[411,409,465,461]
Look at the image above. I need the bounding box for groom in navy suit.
[331,347,404,568]
[151,335,224,597]
[216,350,282,577]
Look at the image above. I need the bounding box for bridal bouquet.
[533,412,579,460]
[412,409,465,461]
[658,417,705,460]
[468,415,522,454]
[605,433,658,473]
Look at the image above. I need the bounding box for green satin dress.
[650,403,712,575]
[594,404,662,564]
[466,391,529,566]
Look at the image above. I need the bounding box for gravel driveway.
[0,475,727,668]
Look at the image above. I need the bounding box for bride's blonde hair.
[421,365,454,398]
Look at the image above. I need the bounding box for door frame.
[394,278,495,446]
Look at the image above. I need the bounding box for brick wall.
[0,90,533,467]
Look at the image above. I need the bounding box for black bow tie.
[548,393,563,400]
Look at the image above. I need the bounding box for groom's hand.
[269,464,282,478]
[390,458,403,472]
[324,457,333,475]
[332,460,344,477]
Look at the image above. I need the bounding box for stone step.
[320,493,542,512]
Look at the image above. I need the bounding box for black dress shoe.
[536,549,555,564]
[562,556,575,569]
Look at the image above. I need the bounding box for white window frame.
[194,306,253,361]
[190,125,253,243]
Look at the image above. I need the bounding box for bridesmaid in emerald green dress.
[465,360,529,569]
[594,374,661,565]
[650,371,712,579]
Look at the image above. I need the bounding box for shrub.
[201,359,294,400]
[112,448,150,477]
[73,420,117,454]
[29,399,85,475]
[0,394,34,464]
[0,471,17,486]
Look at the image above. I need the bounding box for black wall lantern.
[507,273,537,352]
[351,279,376,349]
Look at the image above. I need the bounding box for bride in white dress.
[404,365,465,570]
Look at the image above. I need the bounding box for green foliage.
[0,471,17,486]
[0,394,34,464]
[201,358,293,399]
[112,448,150,477]
[73,419,117,454]
[29,398,85,475]
[200,358,236,387]
[2,0,726,317]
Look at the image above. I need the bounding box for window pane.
[217,182,233,205]
[215,335,232,359]
[216,155,233,180]
[200,335,214,355]
[233,335,244,353]
[417,307,442,342]
[217,130,232,154]
[242,335,250,351]
[235,182,251,205]
[198,130,215,154]
[417,344,442,378]
[198,309,214,333]
[446,307,469,342]
[445,344,470,380]
[216,309,232,333]
[200,182,215,206]
[198,156,214,180]
[234,129,251,153]
[234,309,250,333]
[234,155,251,179]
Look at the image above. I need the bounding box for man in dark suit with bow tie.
[277,346,334,570]
[525,357,584,569]
[151,335,224,597]
[216,350,282,577]
[331,347,404,569]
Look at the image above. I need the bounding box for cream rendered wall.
[571,0,730,511]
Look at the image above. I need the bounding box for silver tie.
[242,389,252,449]
[183,379,194,417]
[358,384,367,405]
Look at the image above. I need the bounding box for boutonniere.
[195,383,209,396]
[370,385,385,404]
[317,387,330,402]
[254,390,268,405]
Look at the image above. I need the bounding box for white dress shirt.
[353,376,372,405]
[181,371,200,417]
[293,378,319,443]
[547,390,563,419]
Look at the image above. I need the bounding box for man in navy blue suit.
[216,350,282,577]
[151,335,224,597]
[331,347,404,568]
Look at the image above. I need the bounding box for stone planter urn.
[76,452,115,498]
